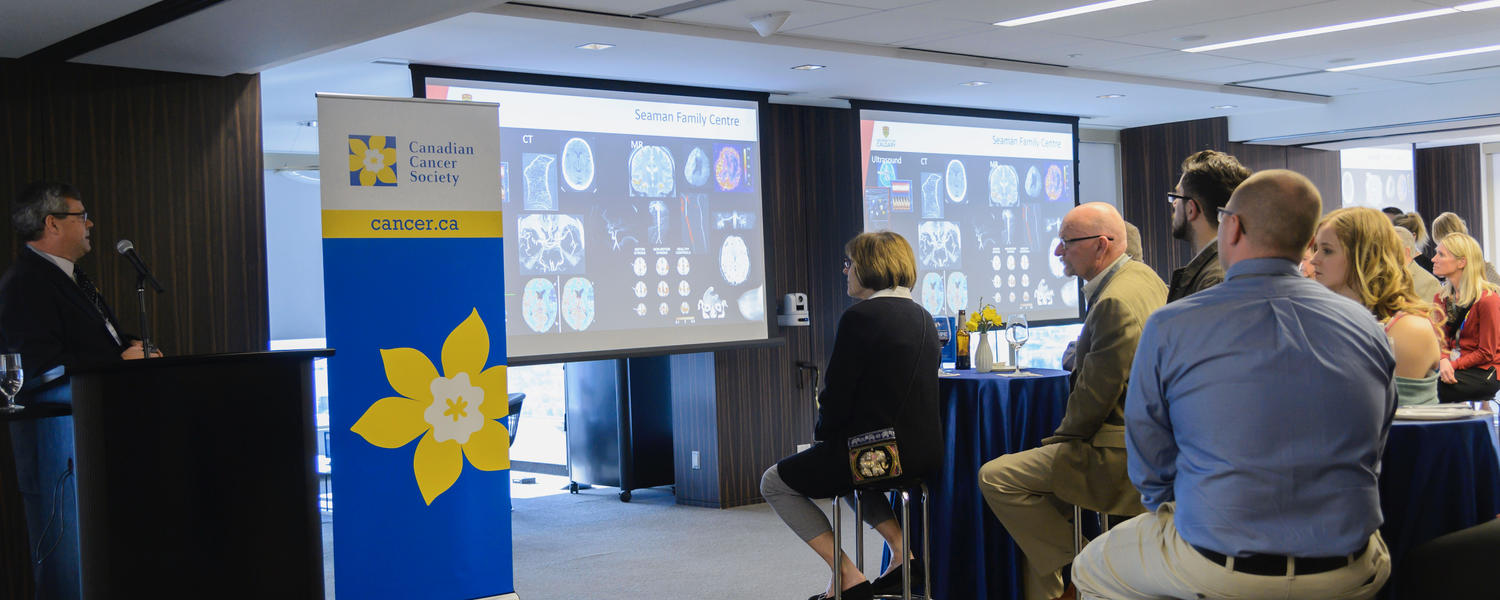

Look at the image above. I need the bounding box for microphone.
[116,239,165,292]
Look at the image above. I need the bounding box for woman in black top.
[759,231,941,600]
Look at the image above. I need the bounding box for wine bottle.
[955,309,971,370]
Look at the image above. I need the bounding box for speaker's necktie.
[73,267,108,319]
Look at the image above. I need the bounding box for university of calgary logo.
[351,309,509,505]
[349,135,398,187]
[881,126,890,138]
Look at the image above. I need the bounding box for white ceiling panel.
[1388,64,1500,85]
[1179,61,1313,84]
[1088,49,1249,77]
[1111,0,1449,52]
[786,4,995,45]
[1182,7,1500,63]
[1268,27,1500,71]
[0,0,156,58]
[664,0,874,33]
[806,0,935,9]
[983,0,1329,40]
[910,30,1164,68]
[520,0,686,16]
[1239,71,1420,95]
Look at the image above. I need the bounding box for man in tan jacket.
[978,202,1167,600]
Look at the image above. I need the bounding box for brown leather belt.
[1191,543,1366,576]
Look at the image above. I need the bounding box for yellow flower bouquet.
[964,305,1005,333]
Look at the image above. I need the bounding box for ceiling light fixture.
[370,57,410,66]
[960,81,990,87]
[995,0,1157,27]
[791,64,826,71]
[1097,93,1126,99]
[1210,104,1237,110]
[576,43,615,50]
[1327,42,1500,72]
[1184,2,1500,53]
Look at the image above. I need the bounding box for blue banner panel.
[326,237,510,599]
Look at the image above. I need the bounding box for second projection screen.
[859,108,1079,323]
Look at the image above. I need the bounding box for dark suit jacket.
[1166,240,1223,303]
[0,247,126,382]
[778,295,942,497]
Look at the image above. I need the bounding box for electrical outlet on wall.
[691,450,700,469]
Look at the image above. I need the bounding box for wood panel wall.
[1415,144,1484,248]
[0,59,267,596]
[1119,117,1341,281]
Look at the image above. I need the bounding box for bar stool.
[830,478,935,600]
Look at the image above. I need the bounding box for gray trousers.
[760,464,897,542]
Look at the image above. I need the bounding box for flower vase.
[975,331,995,372]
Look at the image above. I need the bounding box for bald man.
[1072,171,1394,599]
[978,202,1167,600]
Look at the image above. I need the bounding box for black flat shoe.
[871,560,925,595]
[807,581,873,600]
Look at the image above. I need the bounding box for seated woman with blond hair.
[1311,207,1442,405]
[1432,232,1500,402]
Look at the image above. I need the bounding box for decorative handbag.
[848,427,903,484]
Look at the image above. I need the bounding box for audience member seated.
[978,202,1166,600]
[1299,245,1316,278]
[1394,227,1442,303]
[1432,212,1500,283]
[1166,150,1250,302]
[1391,211,1434,273]
[1312,208,1442,406]
[1072,169,1394,600]
[760,231,941,600]
[1432,232,1500,403]
[1398,516,1500,596]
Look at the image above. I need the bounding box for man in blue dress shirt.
[1071,170,1394,599]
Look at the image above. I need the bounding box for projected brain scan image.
[699,287,727,319]
[1021,274,1030,287]
[989,164,1019,207]
[1044,164,1066,201]
[521,278,558,333]
[517,214,584,273]
[877,162,897,188]
[921,273,944,315]
[738,286,765,320]
[917,221,962,269]
[714,211,756,231]
[1020,255,1030,270]
[1008,274,1016,288]
[993,275,1003,288]
[1385,175,1397,200]
[946,272,968,316]
[677,257,691,276]
[684,147,710,187]
[562,137,595,191]
[715,146,744,191]
[1397,174,1410,202]
[1035,280,1053,306]
[680,302,690,315]
[1364,173,1382,208]
[720,235,751,285]
[561,277,595,331]
[633,257,647,277]
[946,160,967,203]
[634,281,648,298]
[659,302,669,316]
[1025,166,1042,198]
[1007,255,1016,271]
[679,280,691,297]
[1049,238,1067,278]
[523,153,557,211]
[648,201,670,245]
[635,303,647,316]
[921,173,943,218]
[1342,172,1356,207]
[629,145,675,197]
[991,255,1003,271]
[656,256,670,277]
[658,281,670,297]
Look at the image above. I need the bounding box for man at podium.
[0,181,155,381]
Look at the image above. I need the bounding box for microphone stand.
[136,273,154,357]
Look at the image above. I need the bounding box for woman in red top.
[1432,232,1500,402]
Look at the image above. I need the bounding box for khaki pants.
[977,444,1071,600]
[1073,502,1390,600]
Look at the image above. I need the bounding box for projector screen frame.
[411,64,782,366]
[848,99,1084,327]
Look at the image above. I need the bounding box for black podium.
[66,350,331,598]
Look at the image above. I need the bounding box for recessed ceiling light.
[995,0,1157,27]
[791,64,826,71]
[1328,42,1500,72]
[1174,34,1206,42]
[960,81,990,87]
[576,43,615,50]
[1097,93,1126,99]
[1328,57,1356,64]
[1183,3,1500,53]
[297,120,318,128]
[1210,105,1237,110]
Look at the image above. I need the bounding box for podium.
[64,350,331,598]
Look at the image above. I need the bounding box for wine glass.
[0,354,23,413]
[934,316,952,370]
[1005,314,1030,371]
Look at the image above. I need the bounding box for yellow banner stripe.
[323,210,504,239]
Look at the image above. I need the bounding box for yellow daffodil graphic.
[351,309,508,505]
[349,135,398,187]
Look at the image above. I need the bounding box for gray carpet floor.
[322,485,894,600]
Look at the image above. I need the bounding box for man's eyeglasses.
[1217,207,1244,233]
[49,211,88,221]
[1057,234,1112,250]
[1166,192,1192,206]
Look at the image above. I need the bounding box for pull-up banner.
[318,93,513,600]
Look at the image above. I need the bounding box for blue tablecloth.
[906,369,1070,600]
[1378,416,1500,598]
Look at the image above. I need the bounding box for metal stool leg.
[855,493,865,573]
[900,488,913,600]
[1072,505,1084,556]
[833,495,843,600]
[922,483,934,600]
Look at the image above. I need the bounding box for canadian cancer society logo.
[349,134,398,187]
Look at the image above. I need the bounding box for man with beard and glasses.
[1165,150,1251,303]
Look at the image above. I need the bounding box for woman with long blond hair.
[1432,232,1500,402]
[1311,208,1442,405]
